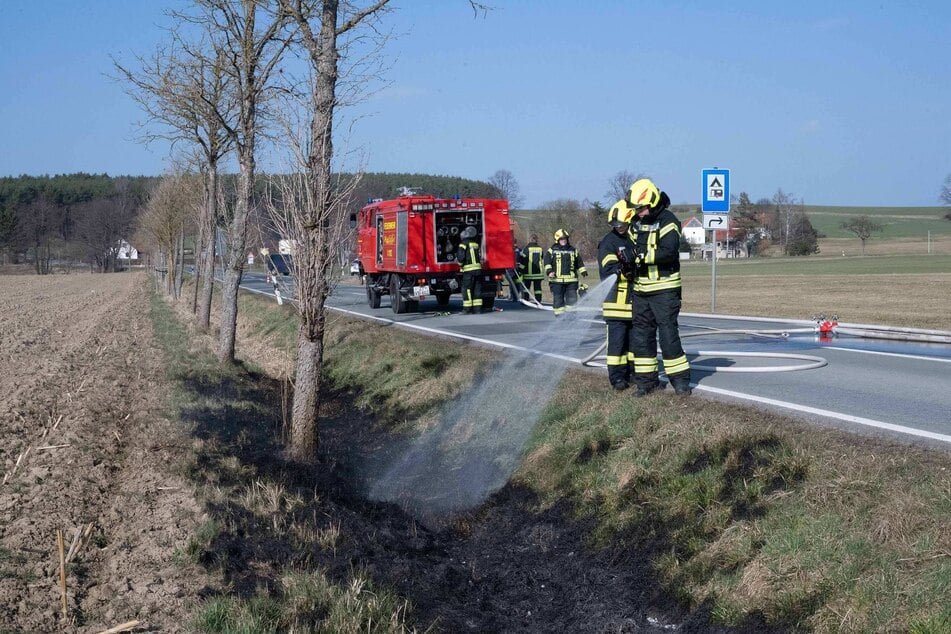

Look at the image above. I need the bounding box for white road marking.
[695,384,951,445]
[821,346,951,364]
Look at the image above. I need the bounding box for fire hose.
[581,318,951,374]
[505,270,599,313]
[580,327,828,373]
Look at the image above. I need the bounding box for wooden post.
[57,529,67,619]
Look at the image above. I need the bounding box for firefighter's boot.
[608,362,630,392]
[669,372,692,396]
[634,373,661,398]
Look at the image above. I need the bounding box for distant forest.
[0,172,499,273]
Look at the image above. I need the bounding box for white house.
[700,218,749,259]
[682,217,704,246]
[117,240,138,261]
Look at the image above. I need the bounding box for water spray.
[367,276,616,524]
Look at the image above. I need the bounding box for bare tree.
[73,189,138,272]
[604,169,647,204]
[15,197,61,275]
[841,215,883,255]
[116,30,238,329]
[941,174,951,207]
[173,0,294,363]
[770,188,800,255]
[487,169,524,208]
[137,173,202,298]
[273,0,391,458]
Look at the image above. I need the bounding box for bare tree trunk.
[197,165,219,330]
[191,259,201,311]
[164,249,174,296]
[280,0,389,459]
[291,308,325,457]
[175,225,186,299]
[218,165,253,363]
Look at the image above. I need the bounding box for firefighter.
[518,233,545,303]
[507,238,523,301]
[457,225,483,314]
[598,200,637,390]
[544,229,587,316]
[627,178,691,396]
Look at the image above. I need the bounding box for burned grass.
[148,289,780,632]
[317,312,951,633]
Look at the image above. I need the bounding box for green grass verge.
[315,311,951,633]
[173,279,951,632]
[147,284,417,633]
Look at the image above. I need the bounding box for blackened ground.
[183,363,785,634]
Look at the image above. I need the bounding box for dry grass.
[184,266,951,632]
[682,273,951,329]
[512,373,951,632]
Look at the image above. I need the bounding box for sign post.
[701,168,730,312]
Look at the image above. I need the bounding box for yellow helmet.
[628,178,660,209]
[554,229,569,242]
[607,200,634,227]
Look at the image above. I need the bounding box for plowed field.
[0,273,207,631]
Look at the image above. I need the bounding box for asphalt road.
[238,272,951,448]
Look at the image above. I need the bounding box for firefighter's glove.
[617,247,637,278]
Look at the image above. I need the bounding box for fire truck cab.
[352,195,515,313]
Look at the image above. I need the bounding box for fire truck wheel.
[435,291,451,307]
[366,284,381,309]
[482,296,495,311]
[390,276,408,314]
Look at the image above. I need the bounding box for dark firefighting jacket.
[598,229,635,319]
[544,243,586,283]
[457,238,483,273]
[631,200,682,294]
[518,242,545,280]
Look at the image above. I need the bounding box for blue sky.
[1,1,949,208]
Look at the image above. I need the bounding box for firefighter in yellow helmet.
[457,225,483,314]
[626,178,691,395]
[598,200,637,390]
[544,229,587,316]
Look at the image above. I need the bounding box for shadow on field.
[175,365,786,633]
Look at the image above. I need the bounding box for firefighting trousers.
[605,318,634,386]
[523,277,543,301]
[461,272,483,310]
[550,281,578,315]
[631,288,690,383]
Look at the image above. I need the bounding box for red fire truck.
[352,194,516,313]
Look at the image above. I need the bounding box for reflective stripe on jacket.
[518,244,545,279]
[457,238,483,273]
[598,230,634,319]
[632,209,682,294]
[544,244,586,283]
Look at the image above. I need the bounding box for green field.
[669,204,951,239]
[517,205,951,241]
[681,253,951,276]
[804,206,951,239]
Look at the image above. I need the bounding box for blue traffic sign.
[702,168,730,213]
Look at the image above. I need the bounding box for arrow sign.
[703,214,727,230]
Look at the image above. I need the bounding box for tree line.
[0,173,157,273]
